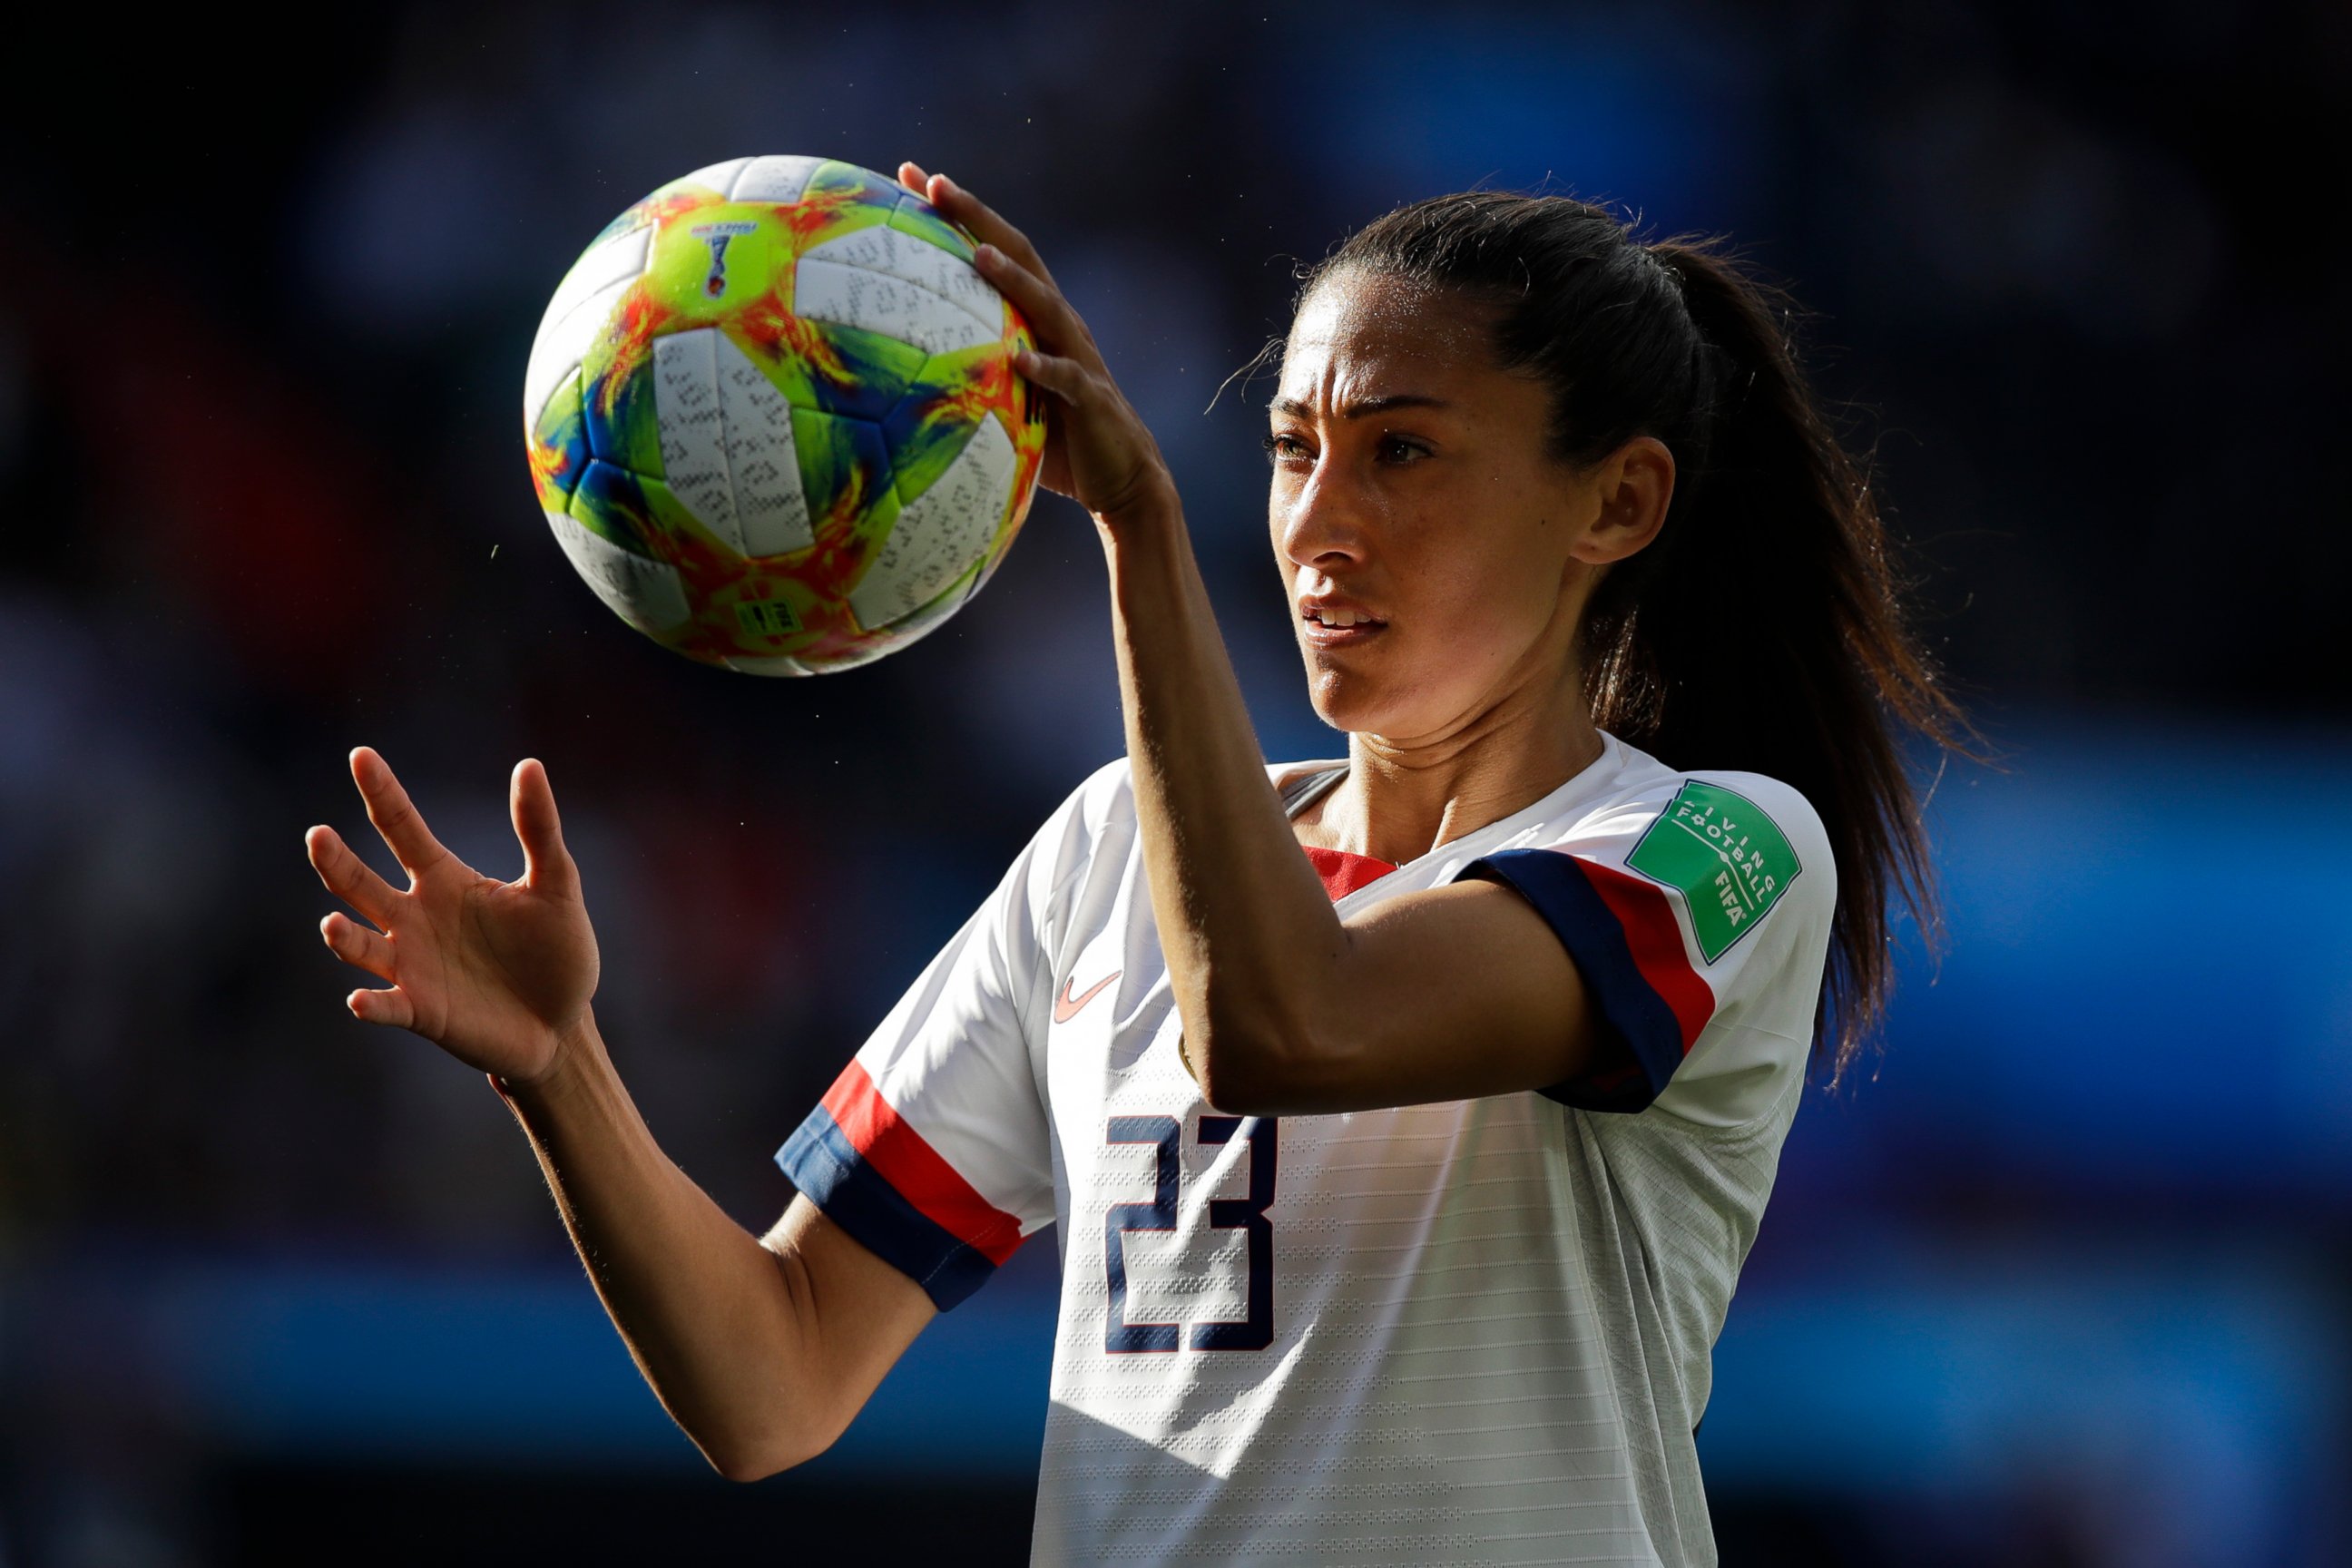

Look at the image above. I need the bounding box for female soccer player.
[306,165,1962,1564]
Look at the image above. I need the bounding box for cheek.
[1398,524,1567,654]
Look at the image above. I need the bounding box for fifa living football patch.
[1625,782,1802,963]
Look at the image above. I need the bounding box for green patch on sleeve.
[1624,780,1804,963]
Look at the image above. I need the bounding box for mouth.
[1298,603,1388,649]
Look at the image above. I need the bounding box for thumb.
[510,758,579,897]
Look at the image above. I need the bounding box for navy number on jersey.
[1103,1116,1182,1352]
[1190,1116,1276,1349]
[1103,1115,1278,1353]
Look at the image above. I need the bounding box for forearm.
[1102,498,1351,1103]
[1102,501,1596,1113]
[308,748,931,1472]
[913,176,1601,1116]
[499,1016,828,1476]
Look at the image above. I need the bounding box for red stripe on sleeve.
[1303,845,1396,903]
[819,1060,1024,1266]
[1578,859,1718,1052]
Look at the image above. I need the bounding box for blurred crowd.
[2,3,2346,1564]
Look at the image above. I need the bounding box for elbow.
[1184,1005,1332,1115]
[696,1417,838,1485]
[708,1450,792,1485]
[703,1436,823,1485]
[708,1449,781,1485]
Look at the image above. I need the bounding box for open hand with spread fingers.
[305,747,600,1086]
[897,161,1177,529]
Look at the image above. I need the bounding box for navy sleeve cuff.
[777,1106,1001,1310]
[1461,848,1689,1113]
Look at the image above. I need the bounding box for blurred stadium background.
[2,3,2346,1563]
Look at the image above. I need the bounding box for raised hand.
[898,161,1176,527]
[306,748,599,1085]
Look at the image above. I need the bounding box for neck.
[1314,660,1607,866]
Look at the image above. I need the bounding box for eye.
[1262,431,1310,465]
[1377,433,1431,465]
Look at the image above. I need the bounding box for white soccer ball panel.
[728,155,826,203]
[793,257,996,357]
[650,328,815,558]
[675,157,755,196]
[545,508,692,632]
[652,330,731,544]
[799,224,1004,334]
[879,559,985,646]
[848,415,1015,630]
[714,335,812,554]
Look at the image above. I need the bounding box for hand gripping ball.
[522,156,1048,674]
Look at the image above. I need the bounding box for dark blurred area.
[1,3,2346,1563]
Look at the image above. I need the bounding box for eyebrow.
[1268,393,1452,420]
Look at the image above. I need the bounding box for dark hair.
[1298,191,1974,1076]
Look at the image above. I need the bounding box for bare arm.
[497,1021,933,1480]
[908,171,1601,1116]
[1102,514,1600,1114]
[306,748,930,1478]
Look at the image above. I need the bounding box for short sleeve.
[1461,771,1836,1124]
[778,778,1099,1308]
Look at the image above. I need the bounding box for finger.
[897,160,932,196]
[351,747,451,881]
[510,758,579,899]
[924,174,1057,289]
[1013,346,1097,405]
[320,910,397,983]
[975,244,1094,360]
[306,824,400,925]
[348,985,416,1030]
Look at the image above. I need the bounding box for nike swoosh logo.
[1054,969,1122,1024]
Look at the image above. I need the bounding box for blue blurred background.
[2,3,2346,1563]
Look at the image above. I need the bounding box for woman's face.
[1269,270,1627,746]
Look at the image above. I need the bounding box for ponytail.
[1604,239,1969,1068]
[1302,196,1974,1075]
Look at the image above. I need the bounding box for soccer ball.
[522,155,1048,675]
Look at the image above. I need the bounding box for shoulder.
[1009,755,1347,910]
[1466,743,1836,1124]
[1026,752,1342,849]
[1065,753,1139,823]
[1472,741,1835,1014]
[1651,767,1836,913]
[1517,744,1836,926]
[978,756,1138,912]
[1055,754,1348,828]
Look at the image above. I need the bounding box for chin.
[1299,654,1421,740]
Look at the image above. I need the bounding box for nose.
[1275,448,1373,575]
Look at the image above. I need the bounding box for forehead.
[1279,270,1504,405]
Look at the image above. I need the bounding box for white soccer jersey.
[779,732,1835,1566]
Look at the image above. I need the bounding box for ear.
[1571,436,1675,565]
